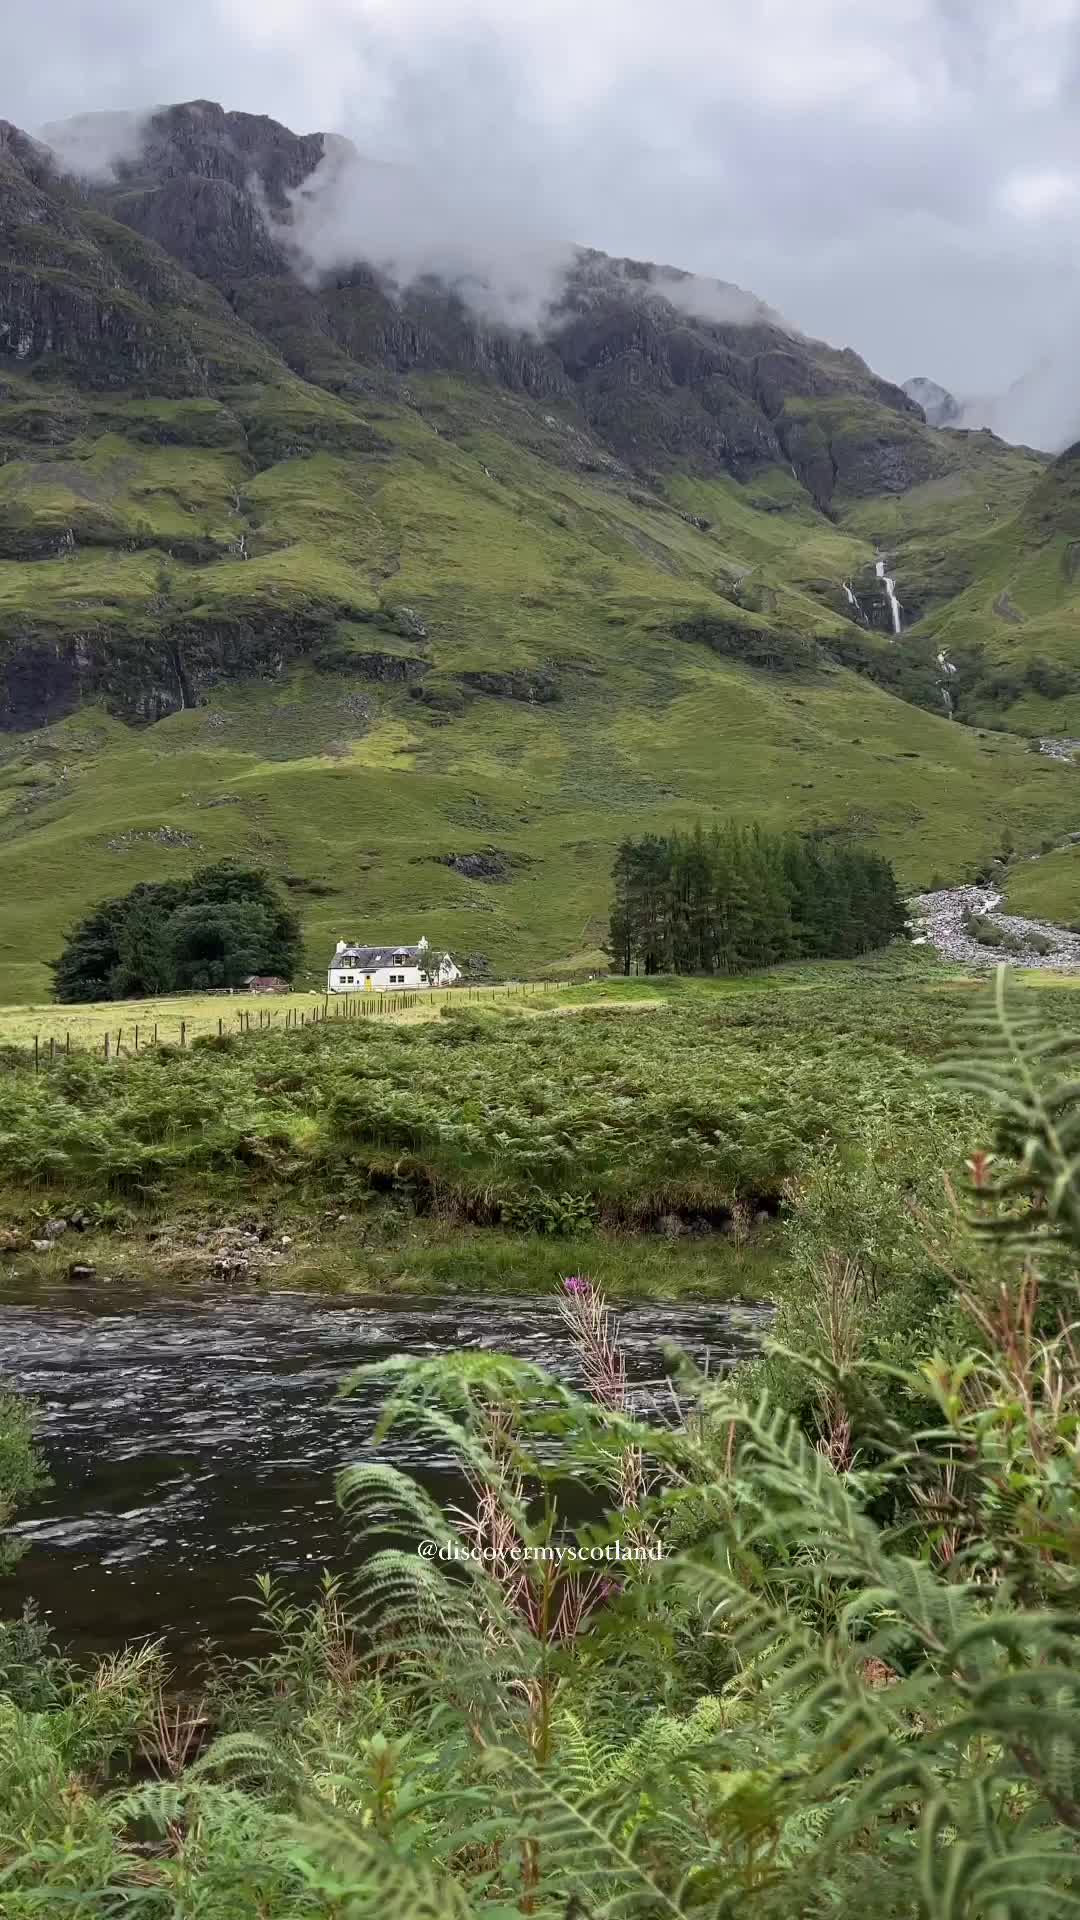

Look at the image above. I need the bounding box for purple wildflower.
[562,1274,591,1295]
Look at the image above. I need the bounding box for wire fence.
[19,981,575,1068]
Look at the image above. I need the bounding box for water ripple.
[1,1280,770,1659]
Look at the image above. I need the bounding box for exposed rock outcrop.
[458,669,560,703]
[0,608,336,731]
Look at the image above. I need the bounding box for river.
[1,1279,770,1665]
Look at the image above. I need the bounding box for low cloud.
[958,344,1080,455]
[38,108,149,182]
[274,135,577,332]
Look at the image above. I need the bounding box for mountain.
[0,101,1077,1000]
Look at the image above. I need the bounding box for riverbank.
[0,1205,783,1301]
[0,952,1070,1303]
[0,954,974,1304]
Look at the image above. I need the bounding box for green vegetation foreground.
[0,955,970,1264]
[2,967,1080,1912]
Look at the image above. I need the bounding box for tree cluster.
[52,862,303,1002]
[609,822,907,975]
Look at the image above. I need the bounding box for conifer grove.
[609,824,908,975]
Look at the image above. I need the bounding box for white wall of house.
[328,963,425,992]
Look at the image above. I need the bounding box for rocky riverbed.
[1038,737,1080,763]
[910,886,1080,971]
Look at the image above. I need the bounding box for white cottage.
[327,936,461,993]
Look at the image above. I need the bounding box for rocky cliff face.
[0,606,335,732]
[6,100,938,506]
[91,101,324,285]
[0,114,279,397]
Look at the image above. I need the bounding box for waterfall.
[842,580,865,622]
[937,648,957,719]
[875,557,903,635]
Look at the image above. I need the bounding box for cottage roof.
[331,945,423,967]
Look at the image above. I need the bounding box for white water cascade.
[875,557,903,635]
[842,579,865,622]
[937,648,957,718]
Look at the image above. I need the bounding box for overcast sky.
[6,0,1080,422]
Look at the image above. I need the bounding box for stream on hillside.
[0,1279,771,1667]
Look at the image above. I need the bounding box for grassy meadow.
[0,980,569,1053]
[1004,838,1080,926]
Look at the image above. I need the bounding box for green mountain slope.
[1,104,1077,1001]
[840,437,1080,731]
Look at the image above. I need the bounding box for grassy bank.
[0,948,1003,1300]
[4,951,1077,1293]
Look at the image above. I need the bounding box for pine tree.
[609,824,906,977]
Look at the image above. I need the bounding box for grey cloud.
[38,109,150,181]
[271,135,578,332]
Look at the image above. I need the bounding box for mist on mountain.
[38,108,150,182]
[958,346,1080,456]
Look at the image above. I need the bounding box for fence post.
[49,1036,55,1064]
[154,1023,158,1044]
[180,1020,186,1048]
[134,1025,139,1054]
[218,1017,223,1037]
[33,1034,39,1073]
[66,1031,71,1056]
[104,1032,110,1061]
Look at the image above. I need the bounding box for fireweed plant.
[1,971,1080,1912]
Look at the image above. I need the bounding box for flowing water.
[875,557,903,635]
[842,580,865,622]
[1,1279,771,1665]
[937,648,957,717]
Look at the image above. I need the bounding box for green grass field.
[1003,841,1080,926]
[4,364,1080,1003]
[840,440,1080,733]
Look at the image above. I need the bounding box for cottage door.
[365,975,372,991]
